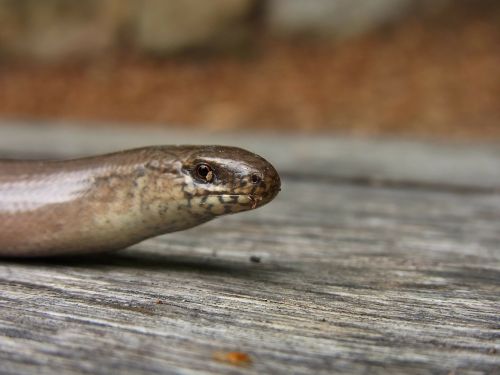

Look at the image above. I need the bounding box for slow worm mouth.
[229,194,261,209]
[248,195,262,209]
[196,193,264,209]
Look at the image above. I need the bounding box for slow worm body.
[0,146,281,257]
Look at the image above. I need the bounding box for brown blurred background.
[0,0,499,140]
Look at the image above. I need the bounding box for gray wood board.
[0,120,499,190]
[1,180,499,374]
[0,120,499,374]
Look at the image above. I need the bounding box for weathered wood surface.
[0,121,499,374]
[1,120,500,190]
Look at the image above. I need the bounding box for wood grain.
[0,123,499,374]
[1,120,500,190]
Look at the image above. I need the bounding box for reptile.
[0,146,281,257]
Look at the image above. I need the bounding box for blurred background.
[0,0,499,140]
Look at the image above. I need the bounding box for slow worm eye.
[195,163,213,182]
[250,173,262,184]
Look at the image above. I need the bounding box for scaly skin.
[0,146,281,257]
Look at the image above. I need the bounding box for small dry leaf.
[213,351,252,366]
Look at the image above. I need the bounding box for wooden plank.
[0,120,499,373]
[1,177,499,374]
[0,120,500,190]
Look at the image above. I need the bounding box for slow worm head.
[0,146,281,257]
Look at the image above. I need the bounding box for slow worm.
[0,146,281,257]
